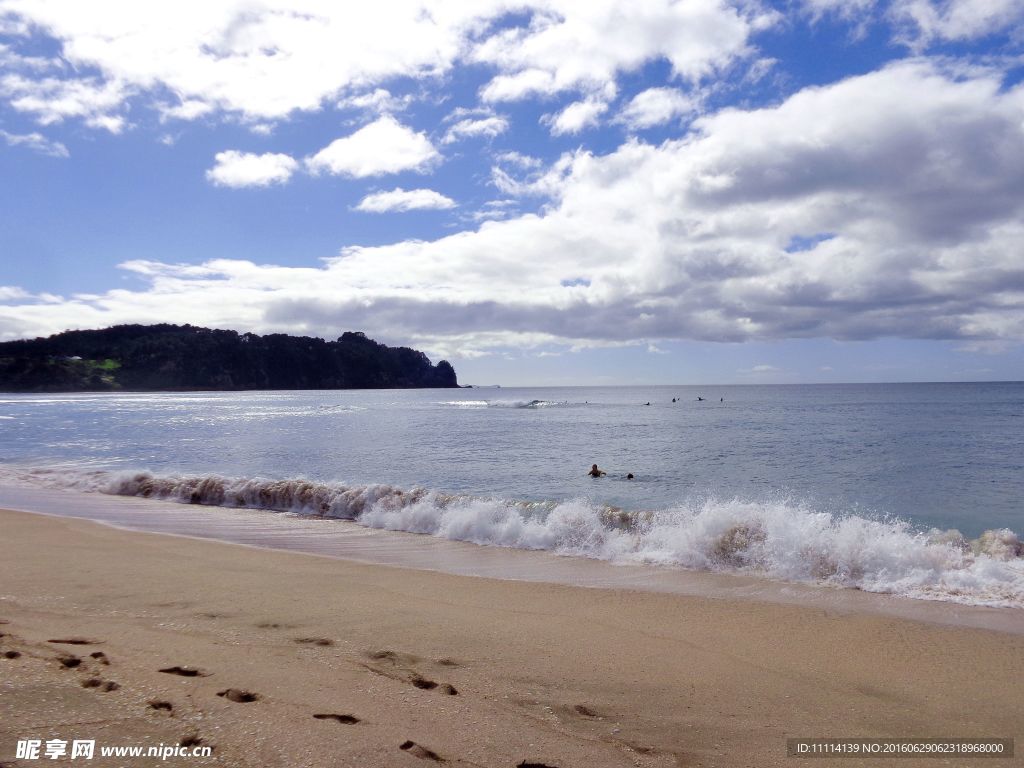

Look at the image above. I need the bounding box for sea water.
[0,383,1021,608]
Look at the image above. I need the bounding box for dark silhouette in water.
[697,396,705,401]
[588,464,606,477]
[0,324,458,392]
[626,473,634,480]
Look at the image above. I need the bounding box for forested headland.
[0,325,458,391]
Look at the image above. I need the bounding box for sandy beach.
[1,508,1021,768]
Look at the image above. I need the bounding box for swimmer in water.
[588,464,606,477]
[626,473,634,480]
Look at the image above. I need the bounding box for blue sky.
[2,0,1024,385]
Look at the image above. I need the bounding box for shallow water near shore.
[1,486,1022,636]
[0,383,1022,610]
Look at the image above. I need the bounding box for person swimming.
[588,464,606,477]
[626,473,634,480]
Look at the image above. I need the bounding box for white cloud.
[0,286,32,301]
[475,0,777,101]
[338,88,413,114]
[205,150,298,188]
[542,97,609,135]
[0,1,505,123]
[466,199,519,222]
[3,60,1024,355]
[0,1,780,131]
[355,187,456,213]
[494,151,542,169]
[802,0,877,23]
[490,152,574,196]
[159,98,213,121]
[0,73,128,132]
[891,0,1024,46]
[0,128,68,157]
[306,116,439,177]
[616,87,698,129]
[442,114,508,144]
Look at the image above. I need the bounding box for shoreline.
[1,507,1022,767]
[0,483,1022,636]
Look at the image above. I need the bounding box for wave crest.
[9,467,1024,608]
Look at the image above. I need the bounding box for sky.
[1,0,1024,385]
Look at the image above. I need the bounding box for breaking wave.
[438,399,565,409]
[11,467,1023,609]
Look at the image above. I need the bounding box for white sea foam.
[439,398,565,409]
[5,466,1023,608]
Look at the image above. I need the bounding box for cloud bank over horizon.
[1,0,1023,377]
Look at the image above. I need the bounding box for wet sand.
[0,507,1021,767]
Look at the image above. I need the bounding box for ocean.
[1,382,1022,609]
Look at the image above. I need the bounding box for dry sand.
[0,507,1021,768]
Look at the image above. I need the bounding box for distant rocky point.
[0,324,458,392]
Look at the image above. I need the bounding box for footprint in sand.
[57,655,81,669]
[217,688,260,703]
[81,678,120,692]
[3,650,21,659]
[518,762,559,768]
[179,734,207,749]
[255,621,297,629]
[159,666,209,677]
[313,713,359,724]
[399,741,443,762]
[294,637,334,646]
[48,638,101,646]
[572,704,600,718]
[90,651,110,665]
[148,700,174,712]
[410,676,458,695]
[363,650,458,696]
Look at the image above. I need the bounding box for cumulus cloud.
[338,88,413,114]
[542,98,609,135]
[0,1,500,123]
[442,114,508,144]
[205,150,298,188]
[891,0,1024,47]
[355,187,456,213]
[3,59,1024,355]
[615,87,698,129]
[0,73,128,132]
[0,1,777,131]
[475,0,776,101]
[0,128,68,157]
[306,116,439,177]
